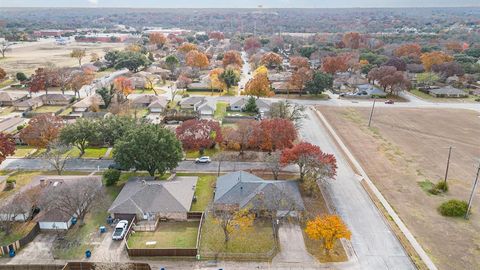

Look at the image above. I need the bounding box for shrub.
[428,187,440,195]
[438,199,468,217]
[103,169,121,186]
[6,179,16,184]
[436,181,448,192]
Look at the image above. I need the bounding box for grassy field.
[33,105,63,113]
[133,88,166,95]
[319,106,480,269]
[13,145,37,158]
[214,102,228,120]
[0,78,14,88]
[127,221,200,249]
[189,175,216,212]
[200,217,275,254]
[186,90,222,96]
[185,148,219,159]
[63,147,109,159]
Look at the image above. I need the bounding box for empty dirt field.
[0,39,125,74]
[317,106,480,270]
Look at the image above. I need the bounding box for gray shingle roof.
[108,176,198,215]
[214,171,304,211]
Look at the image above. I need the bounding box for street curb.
[311,107,438,270]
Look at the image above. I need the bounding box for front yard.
[12,145,37,158]
[127,221,200,249]
[185,147,220,159]
[32,105,64,114]
[188,175,216,212]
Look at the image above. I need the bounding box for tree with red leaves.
[368,66,410,94]
[244,37,261,55]
[20,114,64,149]
[290,56,310,70]
[222,50,243,68]
[260,52,283,69]
[149,33,167,49]
[176,119,223,151]
[281,142,337,181]
[0,133,16,164]
[29,68,50,95]
[394,43,422,58]
[208,31,225,41]
[256,118,297,152]
[342,32,362,49]
[384,57,407,71]
[321,54,351,74]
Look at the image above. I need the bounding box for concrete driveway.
[273,222,318,265]
[90,226,128,262]
[8,233,56,263]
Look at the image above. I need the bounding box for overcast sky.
[2,0,479,8]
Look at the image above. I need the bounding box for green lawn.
[127,221,200,249]
[200,217,275,254]
[275,93,330,100]
[33,105,63,113]
[186,90,222,96]
[0,78,14,88]
[63,147,108,159]
[59,107,73,116]
[225,111,255,117]
[13,145,37,158]
[190,175,216,212]
[214,102,228,120]
[410,89,478,103]
[185,147,220,159]
[133,88,166,95]
[0,106,15,116]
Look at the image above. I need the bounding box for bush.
[436,181,448,192]
[103,169,121,186]
[438,199,468,217]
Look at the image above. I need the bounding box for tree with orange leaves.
[445,42,463,53]
[0,133,16,165]
[305,215,351,254]
[290,56,310,70]
[420,51,454,71]
[113,76,133,97]
[178,42,198,54]
[394,43,422,58]
[255,118,297,152]
[20,114,64,149]
[243,72,274,98]
[186,50,209,69]
[208,31,224,40]
[289,67,313,96]
[222,50,243,68]
[149,33,167,49]
[260,52,282,69]
[68,68,95,98]
[209,68,226,93]
[342,32,361,49]
[244,37,261,55]
[321,54,350,74]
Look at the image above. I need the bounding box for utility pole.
[443,146,453,188]
[368,98,376,127]
[465,162,480,220]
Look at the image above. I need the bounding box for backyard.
[32,105,64,114]
[188,174,216,212]
[127,221,200,249]
[318,106,480,269]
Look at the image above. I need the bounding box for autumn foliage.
[244,37,262,54]
[208,31,225,40]
[222,50,243,68]
[0,133,16,164]
[394,43,422,58]
[176,119,223,151]
[178,42,198,54]
[186,50,210,69]
[260,52,283,69]
[321,54,351,74]
[290,56,310,70]
[342,32,362,49]
[420,51,454,71]
[20,114,64,149]
[149,33,167,48]
[244,71,274,98]
[113,76,133,97]
[305,215,351,253]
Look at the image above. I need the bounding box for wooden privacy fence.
[0,264,63,270]
[62,262,151,270]
[0,223,40,256]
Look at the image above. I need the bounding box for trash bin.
[71,217,78,225]
[85,249,91,258]
[100,226,106,233]
[9,249,15,257]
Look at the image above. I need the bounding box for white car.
[195,156,211,164]
[112,220,128,240]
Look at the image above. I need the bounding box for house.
[348,84,387,98]
[0,117,28,133]
[428,86,468,98]
[197,102,215,118]
[229,97,271,114]
[0,92,28,106]
[180,97,206,110]
[108,176,198,221]
[14,94,73,111]
[148,99,168,113]
[272,81,298,94]
[72,94,105,113]
[267,72,291,83]
[131,94,166,108]
[213,171,305,217]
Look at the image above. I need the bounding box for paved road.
[0,158,298,173]
[300,109,415,270]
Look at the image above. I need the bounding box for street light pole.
[465,162,480,220]
[368,98,376,127]
[443,146,453,187]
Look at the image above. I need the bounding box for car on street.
[385,99,395,104]
[112,220,128,240]
[195,156,211,164]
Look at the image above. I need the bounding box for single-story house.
[0,92,28,106]
[272,81,299,94]
[108,176,198,221]
[428,86,468,98]
[72,94,105,113]
[229,97,271,114]
[180,97,206,110]
[131,94,166,108]
[14,94,73,111]
[198,102,215,118]
[349,84,387,98]
[268,72,291,83]
[148,99,168,113]
[213,171,305,217]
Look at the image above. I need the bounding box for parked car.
[195,156,211,164]
[108,162,127,171]
[112,220,128,240]
[385,99,395,104]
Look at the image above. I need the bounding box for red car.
[385,99,395,104]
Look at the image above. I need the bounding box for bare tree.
[213,207,254,245]
[57,67,73,94]
[43,142,72,175]
[0,188,40,234]
[41,179,103,225]
[265,151,283,180]
[269,101,306,128]
[0,41,11,58]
